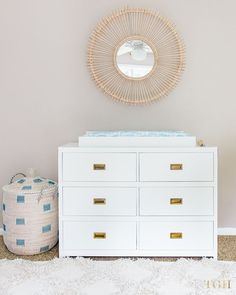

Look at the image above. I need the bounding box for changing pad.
[79,131,196,147]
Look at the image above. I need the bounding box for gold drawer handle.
[170,232,183,239]
[93,198,106,205]
[170,163,183,170]
[170,198,183,205]
[93,164,106,170]
[93,232,106,239]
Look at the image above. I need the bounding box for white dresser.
[58,144,217,258]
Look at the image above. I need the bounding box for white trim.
[218,227,236,235]
[0,227,3,235]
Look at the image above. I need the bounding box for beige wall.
[0,0,236,227]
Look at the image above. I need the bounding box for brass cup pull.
[170,232,183,239]
[93,198,106,205]
[170,163,183,170]
[93,232,106,239]
[93,163,106,170]
[170,198,183,205]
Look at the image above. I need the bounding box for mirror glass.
[116,39,155,78]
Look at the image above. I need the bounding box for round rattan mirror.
[88,7,185,105]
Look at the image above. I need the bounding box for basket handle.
[9,173,26,184]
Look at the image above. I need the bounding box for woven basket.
[2,176,58,255]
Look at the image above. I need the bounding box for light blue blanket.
[85,131,191,137]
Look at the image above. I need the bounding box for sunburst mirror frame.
[88,7,185,105]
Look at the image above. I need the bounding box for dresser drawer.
[140,187,214,216]
[139,153,214,182]
[62,153,136,182]
[63,221,136,250]
[63,187,137,216]
[140,221,214,250]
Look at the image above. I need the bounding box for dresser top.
[59,143,217,152]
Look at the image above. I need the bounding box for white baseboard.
[218,228,236,235]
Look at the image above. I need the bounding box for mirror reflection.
[116,39,155,78]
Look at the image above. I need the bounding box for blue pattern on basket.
[3,224,6,231]
[40,245,49,252]
[16,239,25,246]
[17,179,26,184]
[3,204,5,211]
[43,203,51,212]
[16,218,25,225]
[22,185,32,190]
[33,178,43,183]
[48,180,55,185]
[42,224,51,233]
[17,195,25,203]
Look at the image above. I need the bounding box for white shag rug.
[1,258,236,295]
